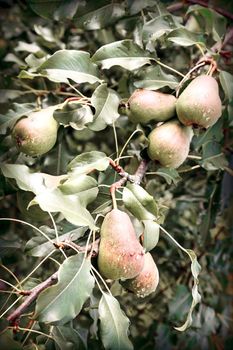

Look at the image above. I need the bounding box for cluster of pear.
[98,209,159,298]
[127,75,222,168]
[11,106,59,156]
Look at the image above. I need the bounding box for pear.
[12,106,59,156]
[176,75,222,128]
[147,119,193,168]
[98,209,145,280]
[122,252,159,298]
[127,89,176,124]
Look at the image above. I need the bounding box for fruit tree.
[0,1,233,349]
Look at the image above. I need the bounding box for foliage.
[0,1,233,349]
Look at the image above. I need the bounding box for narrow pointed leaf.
[99,292,133,350]
[35,254,95,324]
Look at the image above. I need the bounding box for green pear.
[176,75,222,128]
[147,119,193,168]
[122,252,159,298]
[127,89,176,124]
[98,209,145,280]
[12,106,59,156]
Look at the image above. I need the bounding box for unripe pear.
[98,209,145,280]
[12,106,59,156]
[147,119,193,168]
[127,89,177,124]
[122,252,159,298]
[176,75,222,128]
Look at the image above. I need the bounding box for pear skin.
[147,119,193,168]
[122,252,159,298]
[176,75,222,128]
[127,89,176,124]
[12,106,59,156]
[98,209,145,280]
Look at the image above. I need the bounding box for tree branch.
[167,0,233,21]
[6,239,100,326]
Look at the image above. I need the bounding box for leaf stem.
[153,59,185,78]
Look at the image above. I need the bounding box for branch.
[167,0,233,21]
[6,239,100,326]
[7,272,58,325]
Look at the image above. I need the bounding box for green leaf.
[34,188,97,230]
[122,183,157,221]
[0,330,23,350]
[186,5,227,42]
[193,118,224,150]
[67,151,109,175]
[151,168,181,185]
[25,226,87,257]
[134,66,179,90]
[99,292,133,350]
[26,50,101,84]
[28,0,81,20]
[201,141,228,170]
[142,220,160,252]
[89,84,120,131]
[59,174,97,195]
[92,40,151,71]
[54,102,93,130]
[0,164,65,194]
[0,238,21,258]
[142,14,181,42]
[219,71,233,100]
[35,254,95,324]
[73,3,125,30]
[160,226,201,331]
[51,326,86,350]
[167,28,205,47]
[0,103,36,134]
[129,0,156,15]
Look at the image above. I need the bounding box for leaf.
[92,40,151,71]
[0,103,36,134]
[28,0,81,20]
[25,226,87,257]
[89,84,120,131]
[151,168,181,185]
[142,14,181,42]
[142,220,160,252]
[219,70,233,100]
[54,102,93,130]
[0,164,65,194]
[59,174,97,195]
[67,151,109,175]
[129,0,156,15]
[167,28,205,47]
[73,3,125,30]
[51,325,86,350]
[99,292,133,350]
[122,184,157,221]
[134,66,179,90]
[193,118,224,150]
[34,188,97,230]
[160,225,201,331]
[35,254,95,324]
[25,50,101,84]
[0,238,21,258]
[186,5,227,42]
[201,141,228,170]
